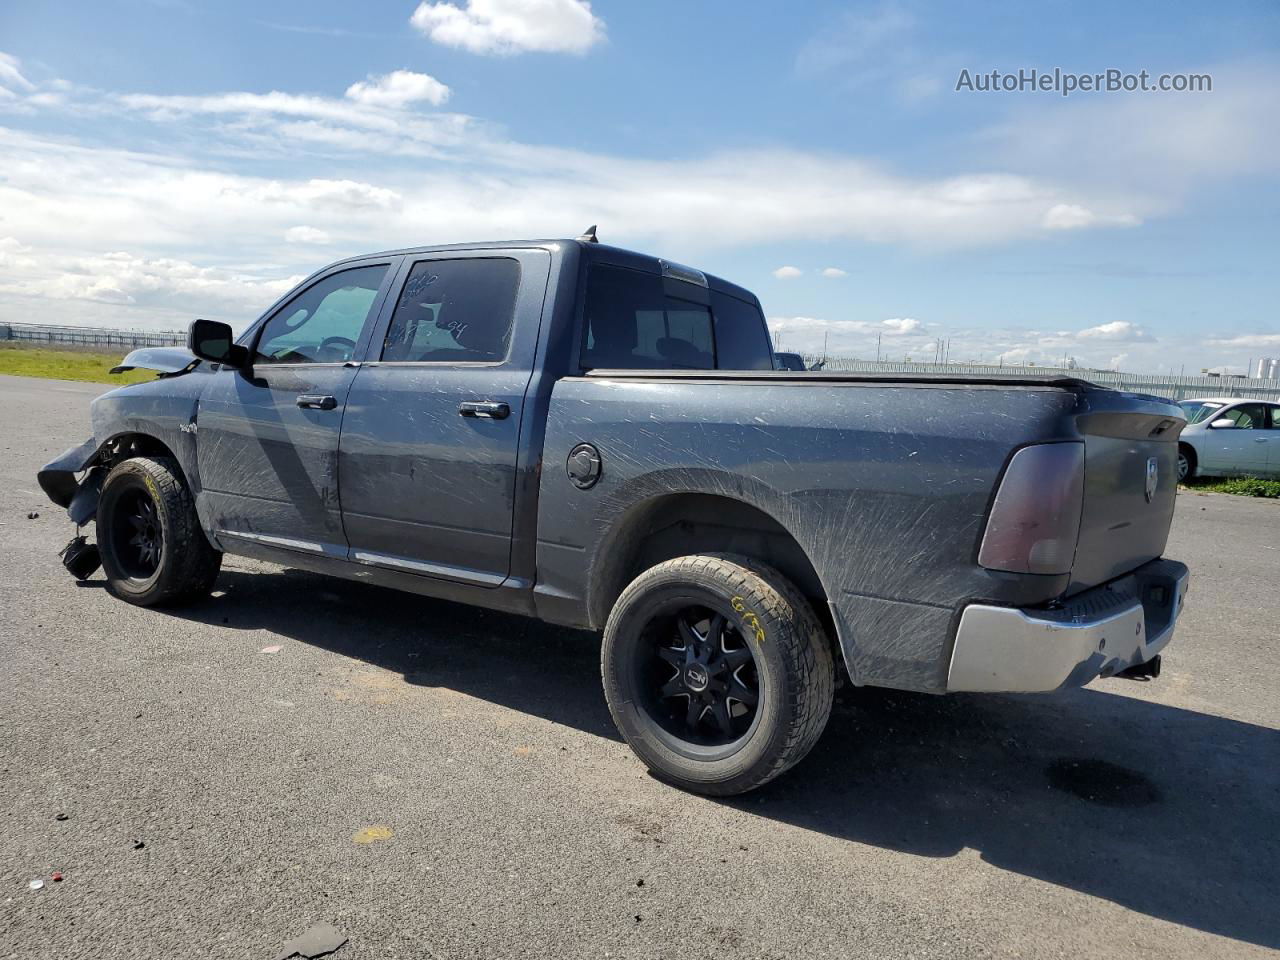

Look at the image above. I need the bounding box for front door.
[1267,405,1280,477]
[337,250,549,586]
[1200,403,1271,475]
[196,261,394,557]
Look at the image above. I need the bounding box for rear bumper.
[946,558,1189,693]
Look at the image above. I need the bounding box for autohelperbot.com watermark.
[955,68,1212,97]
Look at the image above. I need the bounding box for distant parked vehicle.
[1177,397,1280,481]
[774,351,806,371]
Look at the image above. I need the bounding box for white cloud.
[247,179,404,211]
[795,5,957,104]
[1,62,1255,345]
[984,63,1280,196]
[0,52,35,93]
[882,317,920,335]
[0,248,300,320]
[345,70,450,108]
[820,267,847,278]
[94,82,1156,254]
[773,265,802,279]
[797,4,914,76]
[1076,320,1154,342]
[1042,203,1140,231]
[410,0,605,55]
[284,225,332,245]
[769,316,872,333]
[1207,333,1280,349]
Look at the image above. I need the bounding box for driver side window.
[1221,404,1265,429]
[255,265,389,365]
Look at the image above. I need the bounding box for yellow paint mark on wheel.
[730,596,766,645]
[352,825,394,844]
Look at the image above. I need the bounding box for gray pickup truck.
[38,232,1190,794]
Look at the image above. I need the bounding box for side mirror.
[1209,418,1237,429]
[188,318,248,368]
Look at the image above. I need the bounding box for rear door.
[196,261,394,556]
[1200,403,1270,474]
[1267,405,1280,476]
[337,249,550,586]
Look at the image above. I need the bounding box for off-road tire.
[602,553,835,795]
[98,456,221,607]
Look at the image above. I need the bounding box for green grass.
[1182,476,1280,499]
[0,343,154,385]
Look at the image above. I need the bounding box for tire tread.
[101,456,221,606]
[603,552,835,795]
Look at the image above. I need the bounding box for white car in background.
[1177,397,1280,481]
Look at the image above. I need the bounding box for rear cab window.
[581,263,773,371]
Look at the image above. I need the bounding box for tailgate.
[1067,391,1185,595]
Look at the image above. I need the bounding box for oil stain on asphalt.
[1045,758,1162,807]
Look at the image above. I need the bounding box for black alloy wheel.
[643,604,761,746]
[110,488,163,579]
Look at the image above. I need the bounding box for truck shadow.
[173,566,1279,950]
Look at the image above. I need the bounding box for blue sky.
[1,0,1277,372]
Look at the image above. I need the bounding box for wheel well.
[96,433,180,470]
[1178,441,1197,464]
[589,493,832,635]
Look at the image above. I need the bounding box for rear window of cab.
[581,264,774,371]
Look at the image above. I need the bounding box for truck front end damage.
[40,428,193,579]
[38,437,104,515]
[36,347,207,581]
[38,436,109,579]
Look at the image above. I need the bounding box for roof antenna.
[578,224,599,244]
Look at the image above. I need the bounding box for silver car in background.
[1177,397,1280,480]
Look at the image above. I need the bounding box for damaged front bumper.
[947,558,1190,693]
[37,437,107,524]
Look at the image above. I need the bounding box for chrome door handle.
[296,394,337,410]
[458,401,510,420]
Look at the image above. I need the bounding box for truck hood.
[109,347,200,377]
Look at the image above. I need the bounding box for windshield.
[1179,400,1226,424]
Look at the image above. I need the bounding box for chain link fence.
[0,322,186,350]
[2,322,1277,402]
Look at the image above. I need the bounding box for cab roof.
[340,237,761,307]
[1182,397,1264,405]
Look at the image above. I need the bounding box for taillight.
[979,442,1084,575]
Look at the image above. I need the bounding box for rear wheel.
[98,456,221,606]
[1177,444,1196,483]
[601,554,835,795]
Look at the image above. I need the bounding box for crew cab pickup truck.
[38,233,1190,794]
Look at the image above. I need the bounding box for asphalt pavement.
[1,373,1277,960]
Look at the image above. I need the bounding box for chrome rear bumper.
[947,559,1189,693]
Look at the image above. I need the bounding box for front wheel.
[1177,444,1196,483]
[601,554,835,795]
[97,456,221,607]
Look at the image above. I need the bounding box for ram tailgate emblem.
[1145,457,1159,502]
